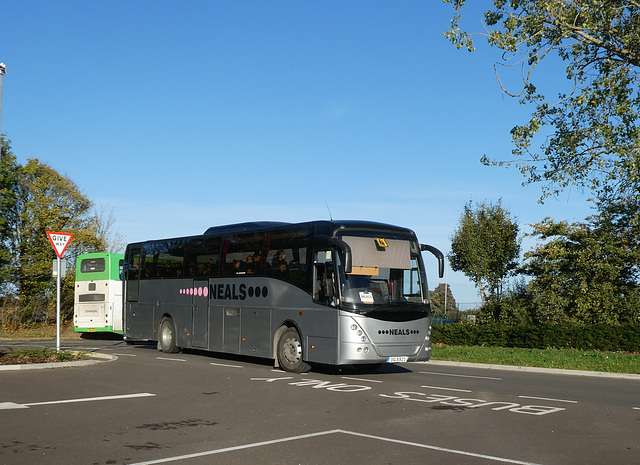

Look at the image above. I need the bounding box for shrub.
[431,323,640,352]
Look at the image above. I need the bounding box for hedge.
[431,323,640,352]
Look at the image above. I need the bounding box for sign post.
[46,231,73,352]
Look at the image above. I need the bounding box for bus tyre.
[277,328,311,373]
[159,317,179,353]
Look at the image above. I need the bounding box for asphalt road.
[1,337,638,465]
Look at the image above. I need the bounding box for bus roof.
[203,220,415,237]
[129,220,417,246]
[76,252,124,260]
[203,222,291,235]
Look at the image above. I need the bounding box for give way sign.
[46,231,74,259]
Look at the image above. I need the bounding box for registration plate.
[387,356,408,363]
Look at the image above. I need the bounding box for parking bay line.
[210,362,243,368]
[341,376,383,383]
[128,429,543,465]
[420,371,502,381]
[421,385,473,393]
[0,393,156,410]
[518,395,578,404]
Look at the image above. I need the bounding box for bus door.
[124,246,148,339]
[192,279,209,348]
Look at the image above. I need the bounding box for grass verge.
[431,344,640,374]
[0,324,77,339]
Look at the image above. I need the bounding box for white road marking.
[270,369,310,375]
[128,429,340,464]
[0,393,156,410]
[420,371,502,380]
[156,357,186,362]
[127,429,544,465]
[112,353,138,357]
[210,362,243,368]
[421,385,473,393]
[518,395,577,404]
[341,376,383,383]
[342,430,545,465]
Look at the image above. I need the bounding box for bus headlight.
[349,320,369,343]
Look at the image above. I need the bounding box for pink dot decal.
[179,286,210,297]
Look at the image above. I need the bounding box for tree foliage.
[14,159,101,315]
[429,283,458,319]
[444,0,640,203]
[520,200,640,325]
[0,136,120,325]
[0,138,19,296]
[449,200,521,303]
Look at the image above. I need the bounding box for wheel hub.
[283,337,301,363]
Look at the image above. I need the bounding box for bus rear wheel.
[159,317,179,353]
[277,327,310,373]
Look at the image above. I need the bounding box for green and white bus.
[74,252,125,334]
[123,221,444,372]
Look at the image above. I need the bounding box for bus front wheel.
[277,327,310,373]
[159,317,179,353]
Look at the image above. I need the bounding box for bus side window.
[264,228,312,290]
[221,233,263,276]
[127,253,140,280]
[185,237,221,277]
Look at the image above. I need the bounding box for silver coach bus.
[123,220,444,373]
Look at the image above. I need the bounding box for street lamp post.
[0,62,6,134]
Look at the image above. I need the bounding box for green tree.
[0,136,19,298]
[521,208,640,325]
[444,1,640,203]
[3,156,110,323]
[489,279,534,326]
[430,283,458,320]
[449,200,521,305]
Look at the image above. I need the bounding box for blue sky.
[1,1,594,305]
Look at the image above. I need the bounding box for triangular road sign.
[47,231,74,259]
